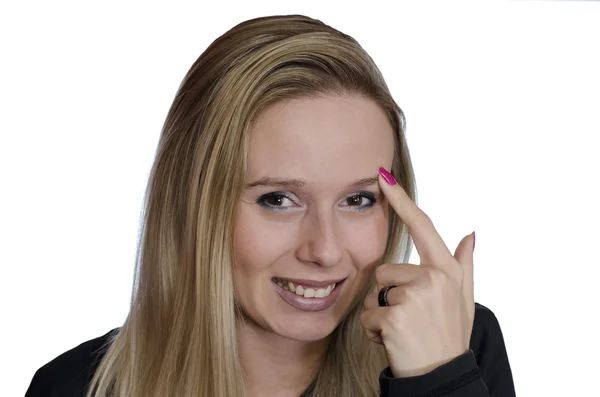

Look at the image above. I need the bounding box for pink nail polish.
[472,231,476,251]
[379,167,397,185]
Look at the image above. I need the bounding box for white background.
[2,1,599,395]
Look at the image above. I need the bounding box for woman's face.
[233,94,395,342]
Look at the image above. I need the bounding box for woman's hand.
[360,167,476,378]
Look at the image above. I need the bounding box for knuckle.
[359,311,367,327]
[365,329,378,341]
[422,267,436,282]
[375,264,388,283]
[386,305,406,331]
[395,285,409,299]
[363,295,371,311]
[423,267,446,285]
[404,284,421,302]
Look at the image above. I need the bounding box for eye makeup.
[255,190,378,212]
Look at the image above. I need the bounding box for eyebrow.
[245,175,380,190]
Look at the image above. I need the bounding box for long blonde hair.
[86,14,417,397]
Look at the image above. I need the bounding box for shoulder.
[470,302,516,393]
[470,302,507,354]
[25,328,119,397]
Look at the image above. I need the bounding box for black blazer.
[25,303,516,396]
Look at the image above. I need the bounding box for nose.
[295,210,344,268]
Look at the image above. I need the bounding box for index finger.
[378,167,454,266]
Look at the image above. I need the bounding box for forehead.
[247,95,395,185]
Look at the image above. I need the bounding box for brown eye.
[340,192,377,212]
[265,195,286,206]
[256,192,298,211]
[346,196,363,206]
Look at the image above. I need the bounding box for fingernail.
[379,167,396,185]
[472,231,476,251]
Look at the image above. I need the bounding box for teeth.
[273,278,337,299]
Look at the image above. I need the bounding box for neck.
[236,314,330,397]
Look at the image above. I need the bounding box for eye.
[340,191,377,211]
[255,191,377,213]
[256,192,299,212]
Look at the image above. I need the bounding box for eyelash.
[256,191,378,212]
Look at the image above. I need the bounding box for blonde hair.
[86,14,417,397]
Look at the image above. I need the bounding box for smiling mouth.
[271,277,344,298]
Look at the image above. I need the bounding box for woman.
[25,14,515,397]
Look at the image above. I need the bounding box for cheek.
[233,205,295,273]
[345,211,389,271]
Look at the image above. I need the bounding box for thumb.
[454,231,475,266]
[454,232,475,342]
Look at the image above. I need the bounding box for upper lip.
[274,277,346,288]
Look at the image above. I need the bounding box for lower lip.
[273,279,345,312]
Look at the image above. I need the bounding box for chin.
[271,316,340,342]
